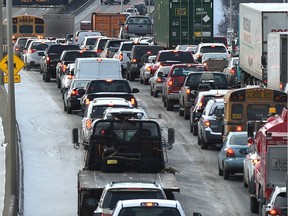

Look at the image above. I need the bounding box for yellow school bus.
[11,15,45,40]
[223,86,287,136]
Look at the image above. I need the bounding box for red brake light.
[132,58,137,63]
[71,89,78,96]
[269,209,277,215]
[236,126,242,131]
[226,148,235,157]
[230,68,236,74]
[67,74,74,79]
[204,120,210,127]
[29,49,36,53]
[168,80,173,86]
[156,77,162,82]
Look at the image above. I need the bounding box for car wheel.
[200,135,208,149]
[197,134,201,145]
[218,161,223,176]
[166,99,173,111]
[179,106,184,116]
[57,77,61,88]
[64,102,67,111]
[153,88,158,98]
[192,123,198,136]
[184,107,189,120]
[140,76,143,84]
[67,106,72,114]
[223,165,230,180]
[129,72,135,81]
[150,86,153,96]
[243,172,248,188]
[44,74,51,82]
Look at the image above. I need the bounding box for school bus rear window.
[231,104,243,120]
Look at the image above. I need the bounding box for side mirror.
[132,88,139,93]
[167,128,175,149]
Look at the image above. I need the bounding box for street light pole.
[229,0,232,29]
[0,0,4,85]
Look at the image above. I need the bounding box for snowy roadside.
[0,117,6,215]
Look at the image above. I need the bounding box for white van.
[73,30,103,46]
[74,58,122,79]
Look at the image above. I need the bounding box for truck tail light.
[130,98,136,107]
[119,52,123,61]
[71,89,79,96]
[86,119,92,129]
[156,77,162,82]
[85,98,90,105]
[168,80,173,86]
[29,49,36,53]
[67,74,74,79]
[226,148,235,157]
[132,58,137,63]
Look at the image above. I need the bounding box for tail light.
[125,25,128,31]
[146,66,151,71]
[252,159,259,165]
[186,88,190,95]
[46,56,50,64]
[268,208,282,215]
[67,74,74,79]
[85,98,90,105]
[279,82,283,90]
[119,52,123,61]
[61,64,67,72]
[29,49,36,53]
[130,98,136,107]
[71,89,79,96]
[132,58,137,63]
[156,77,162,82]
[86,119,92,129]
[236,126,242,131]
[230,67,236,74]
[197,101,203,110]
[168,80,173,86]
[76,36,78,42]
[204,120,210,127]
[15,47,19,51]
[226,148,235,157]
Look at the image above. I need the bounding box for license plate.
[131,64,137,67]
[107,159,118,165]
[272,159,287,170]
[77,98,81,100]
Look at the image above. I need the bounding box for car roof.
[91,97,131,106]
[197,89,229,97]
[105,181,161,190]
[118,199,180,208]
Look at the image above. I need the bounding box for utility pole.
[0,0,4,85]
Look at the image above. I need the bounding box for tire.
[129,72,135,81]
[150,87,153,96]
[250,195,259,213]
[166,99,173,111]
[67,106,72,114]
[64,102,67,111]
[200,135,208,149]
[184,107,189,120]
[153,89,158,98]
[144,78,149,85]
[197,134,201,145]
[44,74,51,82]
[243,173,248,188]
[218,161,223,176]
[192,123,198,136]
[179,107,184,116]
[223,166,230,180]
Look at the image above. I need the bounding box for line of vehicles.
[7,1,288,215]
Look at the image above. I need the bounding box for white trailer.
[42,14,75,38]
[238,3,288,87]
[267,32,288,91]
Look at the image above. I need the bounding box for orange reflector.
[86,119,92,129]
[85,98,90,105]
[130,98,136,106]
[168,80,173,86]
[186,88,190,95]
[204,120,210,127]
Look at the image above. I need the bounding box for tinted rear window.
[200,46,227,53]
[133,46,163,58]
[158,51,194,62]
[229,134,248,145]
[87,80,132,93]
[48,44,80,53]
[172,66,205,76]
[186,73,228,90]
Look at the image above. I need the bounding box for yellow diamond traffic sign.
[0,54,25,75]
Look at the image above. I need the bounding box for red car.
[162,63,207,111]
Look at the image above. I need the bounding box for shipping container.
[154,0,213,49]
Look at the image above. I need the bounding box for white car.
[112,199,202,216]
[102,107,148,120]
[60,63,75,97]
[123,7,140,16]
[23,39,55,70]
[81,97,133,149]
[193,42,229,63]
[94,182,167,216]
[139,55,156,85]
[149,66,171,98]
[79,35,104,50]
[262,186,287,216]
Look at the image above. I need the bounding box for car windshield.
[118,208,181,216]
[102,190,164,209]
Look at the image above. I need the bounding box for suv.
[197,98,225,149]
[101,38,126,58]
[93,181,167,216]
[55,50,98,88]
[178,71,228,119]
[126,45,164,81]
[92,37,110,56]
[81,97,133,149]
[42,44,80,82]
[79,35,103,50]
[23,39,55,70]
[72,30,103,46]
[13,37,35,57]
[193,42,229,63]
[189,89,229,136]
[151,50,196,74]
[112,199,202,216]
[113,41,149,76]
[162,64,207,112]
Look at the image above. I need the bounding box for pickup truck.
[72,119,179,216]
[120,15,153,39]
[79,79,139,113]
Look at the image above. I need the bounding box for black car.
[42,44,80,82]
[56,50,98,88]
[63,79,91,114]
[134,2,147,15]
[189,89,229,136]
[197,98,225,149]
[80,79,139,113]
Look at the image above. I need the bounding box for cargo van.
[74,58,122,79]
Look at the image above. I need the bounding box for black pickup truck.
[42,44,80,82]
[79,79,139,113]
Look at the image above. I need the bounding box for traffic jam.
[6,0,288,216]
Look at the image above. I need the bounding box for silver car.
[149,66,171,98]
